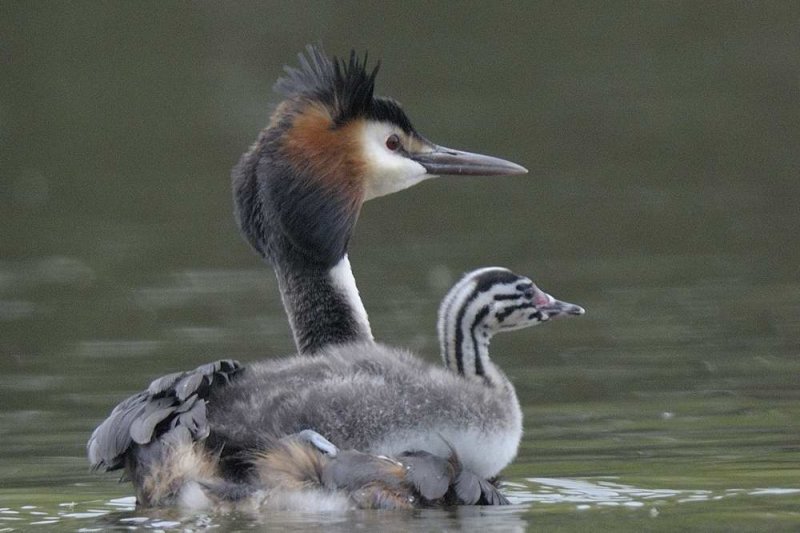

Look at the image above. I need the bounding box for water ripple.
[506,477,800,511]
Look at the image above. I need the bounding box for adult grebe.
[88,46,531,507]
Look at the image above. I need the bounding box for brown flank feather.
[139,443,220,506]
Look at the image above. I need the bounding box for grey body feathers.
[87,342,521,497]
[207,342,521,479]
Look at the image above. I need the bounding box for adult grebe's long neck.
[275,254,372,354]
[232,130,373,355]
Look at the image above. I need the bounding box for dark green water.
[1,2,799,530]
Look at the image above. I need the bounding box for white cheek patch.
[360,122,430,200]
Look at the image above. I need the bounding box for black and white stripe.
[438,268,538,383]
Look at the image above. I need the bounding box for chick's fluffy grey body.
[207,342,522,479]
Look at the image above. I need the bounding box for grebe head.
[441,267,585,338]
[232,45,527,269]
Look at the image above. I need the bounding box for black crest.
[274,45,415,133]
[274,44,379,125]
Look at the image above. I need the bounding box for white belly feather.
[372,422,522,479]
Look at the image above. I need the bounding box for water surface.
[1,2,798,530]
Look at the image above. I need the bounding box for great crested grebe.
[232,45,527,355]
[93,268,583,510]
[88,46,532,507]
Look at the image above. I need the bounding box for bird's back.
[207,342,522,479]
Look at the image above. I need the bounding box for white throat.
[329,255,373,341]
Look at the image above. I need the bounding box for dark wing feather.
[174,395,209,439]
[478,478,511,506]
[87,359,242,471]
[147,371,183,396]
[129,397,177,445]
[175,372,204,401]
[454,468,482,505]
[399,450,453,501]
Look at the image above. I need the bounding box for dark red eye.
[385,134,401,151]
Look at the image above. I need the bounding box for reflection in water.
[2,481,799,530]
